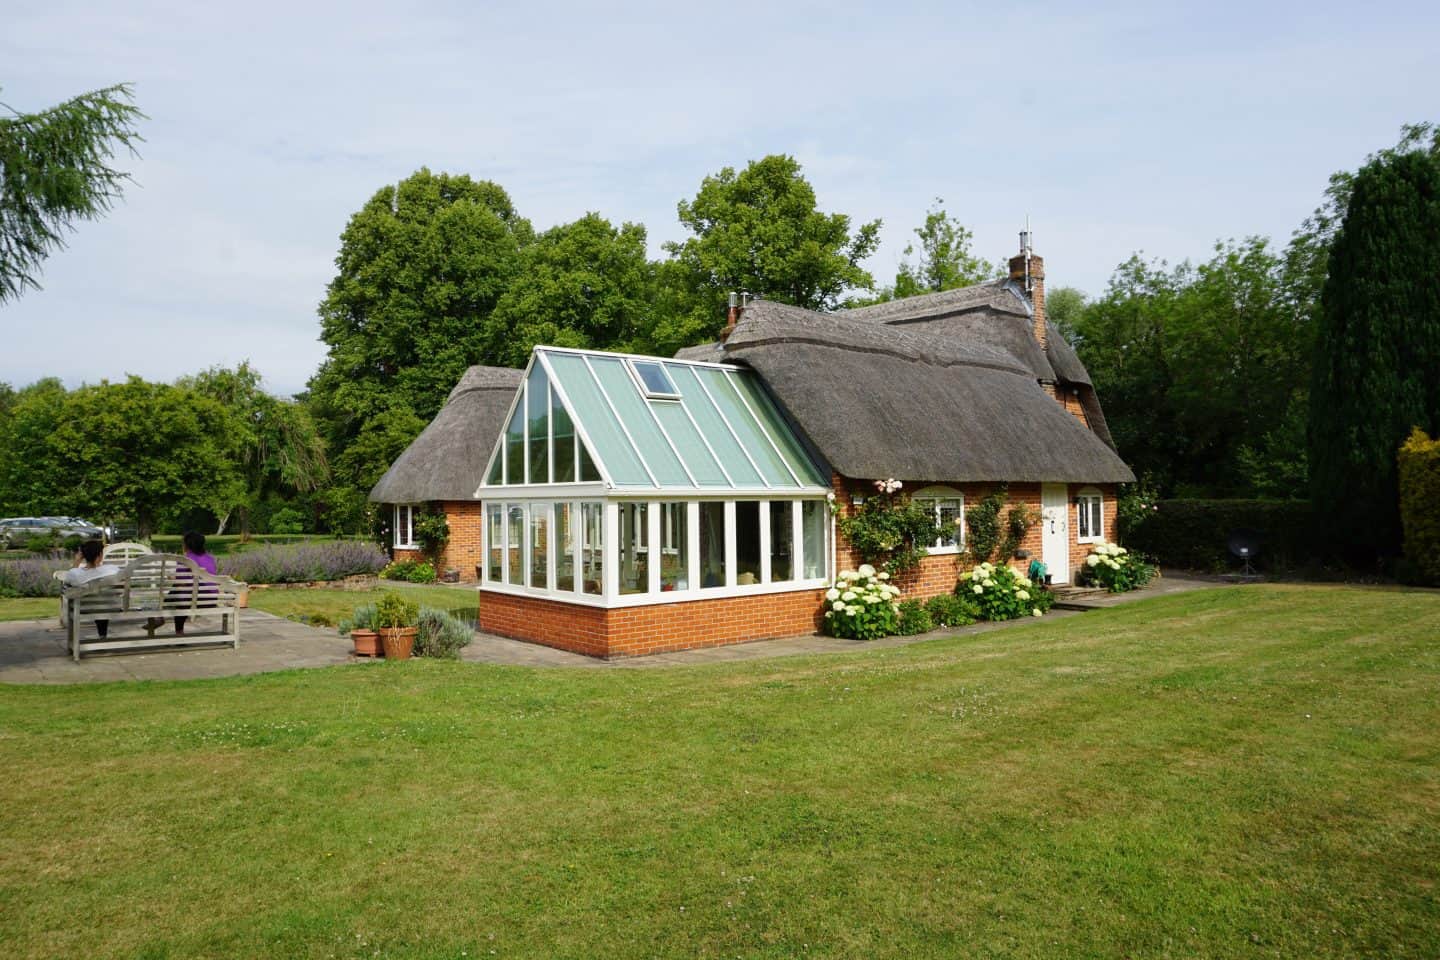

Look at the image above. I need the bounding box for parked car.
[0,517,105,548]
[57,517,116,540]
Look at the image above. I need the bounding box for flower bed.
[1078,542,1155,593]
[959,561,1052,620]
[218,540,388,585]
[822,564,902,640]
[0,554,70,598]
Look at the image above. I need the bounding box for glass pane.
[486,504,503,582]
[581,502,603,595]
[695,368,793,487]
[802,500,827,580]
[486,446,502,485]
[618,502,649,595]
[589,357,689,486]
[546,353,650,485]
[937,498,961,547]
[631,360,680,397]
[666,365,763,487]
[506,504,523,584]
[736,500,761,584]
[553,388,575,483]
[660,502,688,591]
[579,440,600,482]
[699,501,726,588]
[650,400,728,486]
[1089,499,1103,539]
[555,503,575,592]
[505,403,524,485]
[731,372,828,486]
[529,503,548,589]
[769,501,793,582]
[527,365,549,484]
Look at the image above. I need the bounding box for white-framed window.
[1076,487,1104,543]
[912,486,965,554]
[394,504,417,549]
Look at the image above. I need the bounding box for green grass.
[0,596,58,621]
[246,584,475,628]
[0,584,1437,958]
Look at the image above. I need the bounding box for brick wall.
[478,587,824,658]
[438,500,485,582]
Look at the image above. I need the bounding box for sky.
[2,0,1437,397]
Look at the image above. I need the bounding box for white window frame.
[393,504,417,549]
[478,496,831,607]
[912,486,965,555]
[1076,488,1104,543]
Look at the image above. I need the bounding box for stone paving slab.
[0,573,1224,683]
[0,610,354,685]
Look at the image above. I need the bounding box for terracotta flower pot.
[351,628,382,658]
[237,585,250,609]
[378,626,416,660]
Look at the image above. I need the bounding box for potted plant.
[339,603,382,657]
[374,591,419,660]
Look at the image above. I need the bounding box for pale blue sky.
[2,0,1436,396]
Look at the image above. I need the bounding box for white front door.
[1041,484,1070,584]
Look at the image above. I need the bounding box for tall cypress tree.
[1309,150,1440,558]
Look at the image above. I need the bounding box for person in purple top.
[150,530,221,636]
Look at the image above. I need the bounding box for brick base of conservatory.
[478,588,826,659]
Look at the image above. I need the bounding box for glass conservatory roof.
[480,347,829,493]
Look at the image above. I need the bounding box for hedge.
[1124,499,1316,571]
[1399,428,1440,584]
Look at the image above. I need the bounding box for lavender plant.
[219,540,387,585]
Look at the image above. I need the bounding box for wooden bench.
[62,553,242,661]
[55,542,153,627]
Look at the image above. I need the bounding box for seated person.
[64,539,120,638]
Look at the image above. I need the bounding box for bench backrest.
[64,553,241,618]
[102,541,152,564]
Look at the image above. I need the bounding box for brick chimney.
[1008,230,1046,349]
[720,291,750,341]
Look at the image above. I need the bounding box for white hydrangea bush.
[957,561,1051,621]
[1079,541,1156,593]
[822,563,902,640]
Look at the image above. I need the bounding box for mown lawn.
[0,596,60,622]
[0,585,1436,959]
[246,584,476,627]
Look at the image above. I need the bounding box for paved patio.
[0,572,1221,684]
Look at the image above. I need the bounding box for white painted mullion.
[691,371,771,490]
[647,501,661,594]
[792,500,803,581]
[725,370,802,488]
[582,355,659,488]
[759,501,772,584]
[686,502,700,594]
[521,376,530,485]
[603,502,619,598]
[545,502,556,592]
[723,500,737,588]
[547,380,555,484]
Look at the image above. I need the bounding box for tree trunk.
[215,509,231,536]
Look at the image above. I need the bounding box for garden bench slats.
[62,553,241,661]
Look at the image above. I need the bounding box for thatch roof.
[687,299,1134,484]
[369,366,523,503]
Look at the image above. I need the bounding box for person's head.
[182,530,206,555]
[79,539,104,566]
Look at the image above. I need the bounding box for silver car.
[0,517,106,548]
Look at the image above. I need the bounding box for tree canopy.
[0,83,144,303]
[648,155,880,353]
[893,199,997,299]
[1308,147,1440,557]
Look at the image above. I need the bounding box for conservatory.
[476,347,835,613]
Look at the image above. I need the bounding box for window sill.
[479,577,829,608]
[1077,536,1103,545]
[925,546,962,556]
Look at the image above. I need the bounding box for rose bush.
[822,564,902,640]
[1078,542,1155,593]
[958,561,1052,621]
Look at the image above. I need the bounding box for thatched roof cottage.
[371,239,1132,657]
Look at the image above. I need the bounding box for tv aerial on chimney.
[1018,215,1034,292]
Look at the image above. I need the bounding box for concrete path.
[0,571,1223,683]
[0,610,354,685]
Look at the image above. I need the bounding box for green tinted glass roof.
[482,348,829,492]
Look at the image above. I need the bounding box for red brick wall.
[439,501,484,582]
[478,587,824,659]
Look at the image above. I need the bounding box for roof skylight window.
[628,360,681,400]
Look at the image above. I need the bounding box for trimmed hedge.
[1399,429,1440,584]
[1124,499,1316,571]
